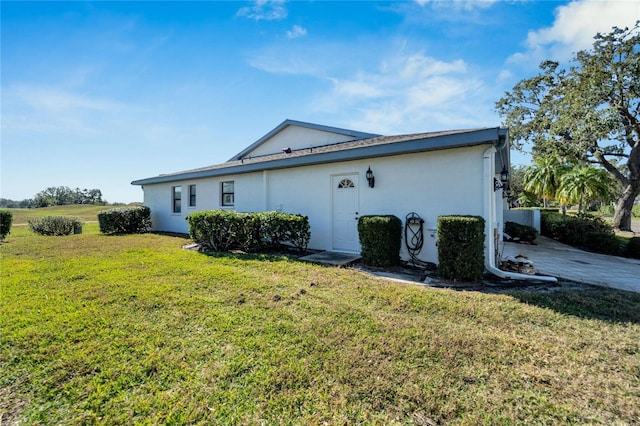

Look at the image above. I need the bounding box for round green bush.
[28,216,83,236]
[0,210,13,240]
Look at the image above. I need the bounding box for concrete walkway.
[299,251,362,266]
[503,236,640,294]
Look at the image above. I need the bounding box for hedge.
[504,221,538,242]
[186,210,310,253]
[437,215,485,282]
[626,237,640,259]
[28,216,83,236]
[511,207,560,214]
[541,212,615,250]
[582,232,624,255]
[0,210,13,240]
[98,206,151,234]
[357,215,402,267]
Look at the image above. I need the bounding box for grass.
[5,204,110,225]
[1,226,639,424]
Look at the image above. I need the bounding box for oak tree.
[497,23,639,230]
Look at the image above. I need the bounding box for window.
[221,181,234,206]
[172,186,182,213]
[188,184,196,207]
[337,178,355,188]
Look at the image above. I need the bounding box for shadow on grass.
[199,250,297,263]
[509,286,640,324]
[188,243,313,264]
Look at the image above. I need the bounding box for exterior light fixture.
[499,165,510,197]
[366,166,375,188]
[500,166,509,185]
[282,147,292,154]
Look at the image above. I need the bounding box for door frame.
[331,173,360,252]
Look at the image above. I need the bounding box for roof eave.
[132,127,505,186]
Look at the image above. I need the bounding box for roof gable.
[229,119,380,161]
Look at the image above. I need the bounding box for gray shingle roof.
[132,126,506,186]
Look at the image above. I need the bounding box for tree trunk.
[578,195,583,214]
[613,182,640,231]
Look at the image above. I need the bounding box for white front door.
[332,174,360,252]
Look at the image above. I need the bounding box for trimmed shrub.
[28,216,83,236]
[541,212,614,248]
[187,210,246,252]
[633,204,640,218]
[186,210,310,253]
[357,215,402,267]
[582,232,623,256]
[98,206,151,234]
[512,207,559,214]
[264,211,311,253]
[626,237,640,259]
[0,210,13,240]
[504,221,538,242]
[437,215,485,282]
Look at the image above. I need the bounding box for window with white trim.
[221,181,234,206]
[188,184,196,207]
[172,186,182,213]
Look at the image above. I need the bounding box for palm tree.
[556,165,614,213]
[523,156,568,208]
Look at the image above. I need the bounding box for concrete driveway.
[502,236,640,294]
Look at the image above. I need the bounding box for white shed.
[132,119,510,270]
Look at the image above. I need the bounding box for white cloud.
[245,42,344,76]
[415,0,498,11]
[286,25,307,39]
[11,85,124,113]
[1,85,129,137]
[314,53,489,133]
[330,77,384,99]
[237,0,288,21]
[509,0,640,64]
[497,69,513,82]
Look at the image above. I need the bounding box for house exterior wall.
[246,126,355,158]
[141,144,493,265]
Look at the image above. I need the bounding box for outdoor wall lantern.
[500,165,510,198]
[500,166,509,186]
[366,166,375,188]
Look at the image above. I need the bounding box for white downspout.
[483,146,557,283]
[263,170,269,211]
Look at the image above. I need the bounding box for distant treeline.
[1,186,107,208]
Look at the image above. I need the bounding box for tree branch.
[592,151,629,187]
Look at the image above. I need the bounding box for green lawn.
[1,225,639,424]
[6,205,109,224]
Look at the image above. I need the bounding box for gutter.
[483,145,558,283]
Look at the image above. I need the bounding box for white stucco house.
[132,119,511,272]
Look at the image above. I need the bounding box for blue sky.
[2,1,638,203]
